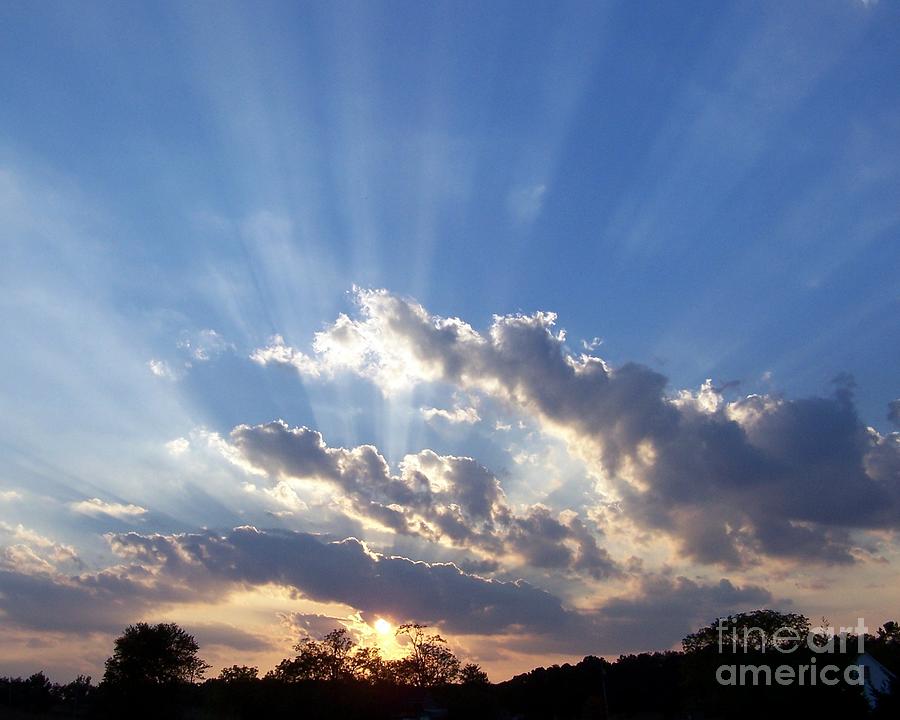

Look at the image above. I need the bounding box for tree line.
[2,610,898,718]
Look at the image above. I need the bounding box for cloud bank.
[252,288,900,567]
[226,421,618,580]
[0,524,772,657]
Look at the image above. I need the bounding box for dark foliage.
[102,622,210,686]
[3,611,897,718]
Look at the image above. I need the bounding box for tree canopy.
[682,609,811,654]
[5,610,894,718]
[394,623,461,687]
[102,622,211,686]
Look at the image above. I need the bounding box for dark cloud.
[0,526,780,659]
[231,422,497,539]
[111,527,577,637]
[229,421,619,580]
[502,573,775,657]
[109,527,775,656]
[455,558,501,575]
[279,612,353,641]
[0,564,182,634]
[271,289,900,567]
[587,575,775,654]
[503,507,615,581]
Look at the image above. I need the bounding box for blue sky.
[1,0,898,681]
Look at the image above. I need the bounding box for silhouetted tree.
[681,610,870,718]
[394,623,460,687]
[268,627,392,684]
[218,664,259,682]
[103,622,211,686]
[17,611,897,718]
[59,674,93,711]
[869,619,900,716]
[315,628,356,681]
[683,609,810,654]
[350,645,392,682]
[267,628,351,681]
[460,662,489,685]
[877,620,900,644]
[21,672,55,713]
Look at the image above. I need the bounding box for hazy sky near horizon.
[1,0,899,681]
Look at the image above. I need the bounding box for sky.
[0,0,898,683]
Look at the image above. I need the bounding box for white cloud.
[147,358,176,380]
[250,334,321,377]
[250,289,483,393]
[512,451,540,466]
[254,288,900,568]
[0,544,56,574]
[0,490,22,502]
[165,437,190,455]
[70,498,147,520]
[421,404,481,425]
[220,420,619,580]
[1,522,56,549]
[263,480,309,512]
[0,523,80,569]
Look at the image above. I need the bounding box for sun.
[374,618,392,636]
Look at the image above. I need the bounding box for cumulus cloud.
[224,421,618,580]
[109,527,574,637]
[0,490,22,502]
[106,527,770,654]
[0,523,81,568]
[0,555,187,633]
[251,288,900,567]
[585,574,774,653]
[263,481,309,513]
[250,334,322,377]
[0,525,195,634]
[71,498,148,520]
[166,437,190,455]
[0,522,776,657]
[421,404,481,425]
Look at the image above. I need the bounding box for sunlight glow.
[374,618,392,636]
